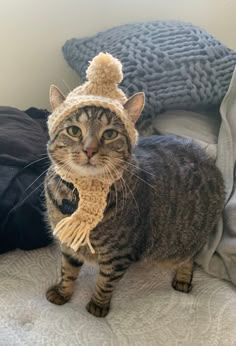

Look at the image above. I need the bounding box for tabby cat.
[45,92,224,318]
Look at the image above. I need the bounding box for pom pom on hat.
[86,52,123,85]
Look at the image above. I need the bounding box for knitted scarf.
[53,166,122,253]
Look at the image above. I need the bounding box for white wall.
[0,0,235,110]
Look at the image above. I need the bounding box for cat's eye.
[102,129,118,140]
[66,126,81,137]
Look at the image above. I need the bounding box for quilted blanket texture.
[0,246,236,345]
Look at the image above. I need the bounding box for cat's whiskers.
[115,170,127,216]
[40,173,59,198]
[114,159,155,190]
[22,180,48,205]
[20,175,49,206]
[103,163,119,217]
[23,156,50,170]
[101,164,114,209]
[107,166,119,217]
[23,158,74,205]
[104,160,127,216]
[54,159,75,201]
[115,157,156,177]
[119,174,139,214]
[24,167,51,193]
[111,161,130,213]
[124,166,155,189]
[105,159,140,214]
[54,175,63,203]
[23,164,62,205]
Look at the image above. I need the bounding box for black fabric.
[0,106,52,253]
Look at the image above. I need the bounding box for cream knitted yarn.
[48,52,138,144]
[53,174,112,253]
[49,53,138,253]
[53,168,122,253]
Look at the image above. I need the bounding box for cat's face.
[48,106,133,178]
[48,86,145,178]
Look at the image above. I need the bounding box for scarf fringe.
[53,171,122,254]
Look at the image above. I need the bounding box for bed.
[1,21,236,345]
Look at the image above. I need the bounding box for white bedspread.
[0,245,236,346]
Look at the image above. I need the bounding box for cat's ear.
[49,85,66,111]
[124,92,145,123]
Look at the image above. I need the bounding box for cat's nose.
[83,147,98,158]
[82,135,98,158]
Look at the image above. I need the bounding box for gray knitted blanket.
[63,21,236,125]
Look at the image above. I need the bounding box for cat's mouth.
[82,161,96,167]
[57,153,123,177]
[79,160,99,171]
[69,160,105,177]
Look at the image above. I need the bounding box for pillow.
[62,21,236,129]
[152,110,220,159]
[0,107,52,253]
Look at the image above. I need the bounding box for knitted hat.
[48,52,138,144]
[48,53,144,253]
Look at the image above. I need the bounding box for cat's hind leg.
[172,258,193,293]
[46,252,83,305]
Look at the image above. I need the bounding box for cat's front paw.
[172,279,192,293]
[46,285,71,305]
[86,299,110,317]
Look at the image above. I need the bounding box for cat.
[45,91,224,318]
